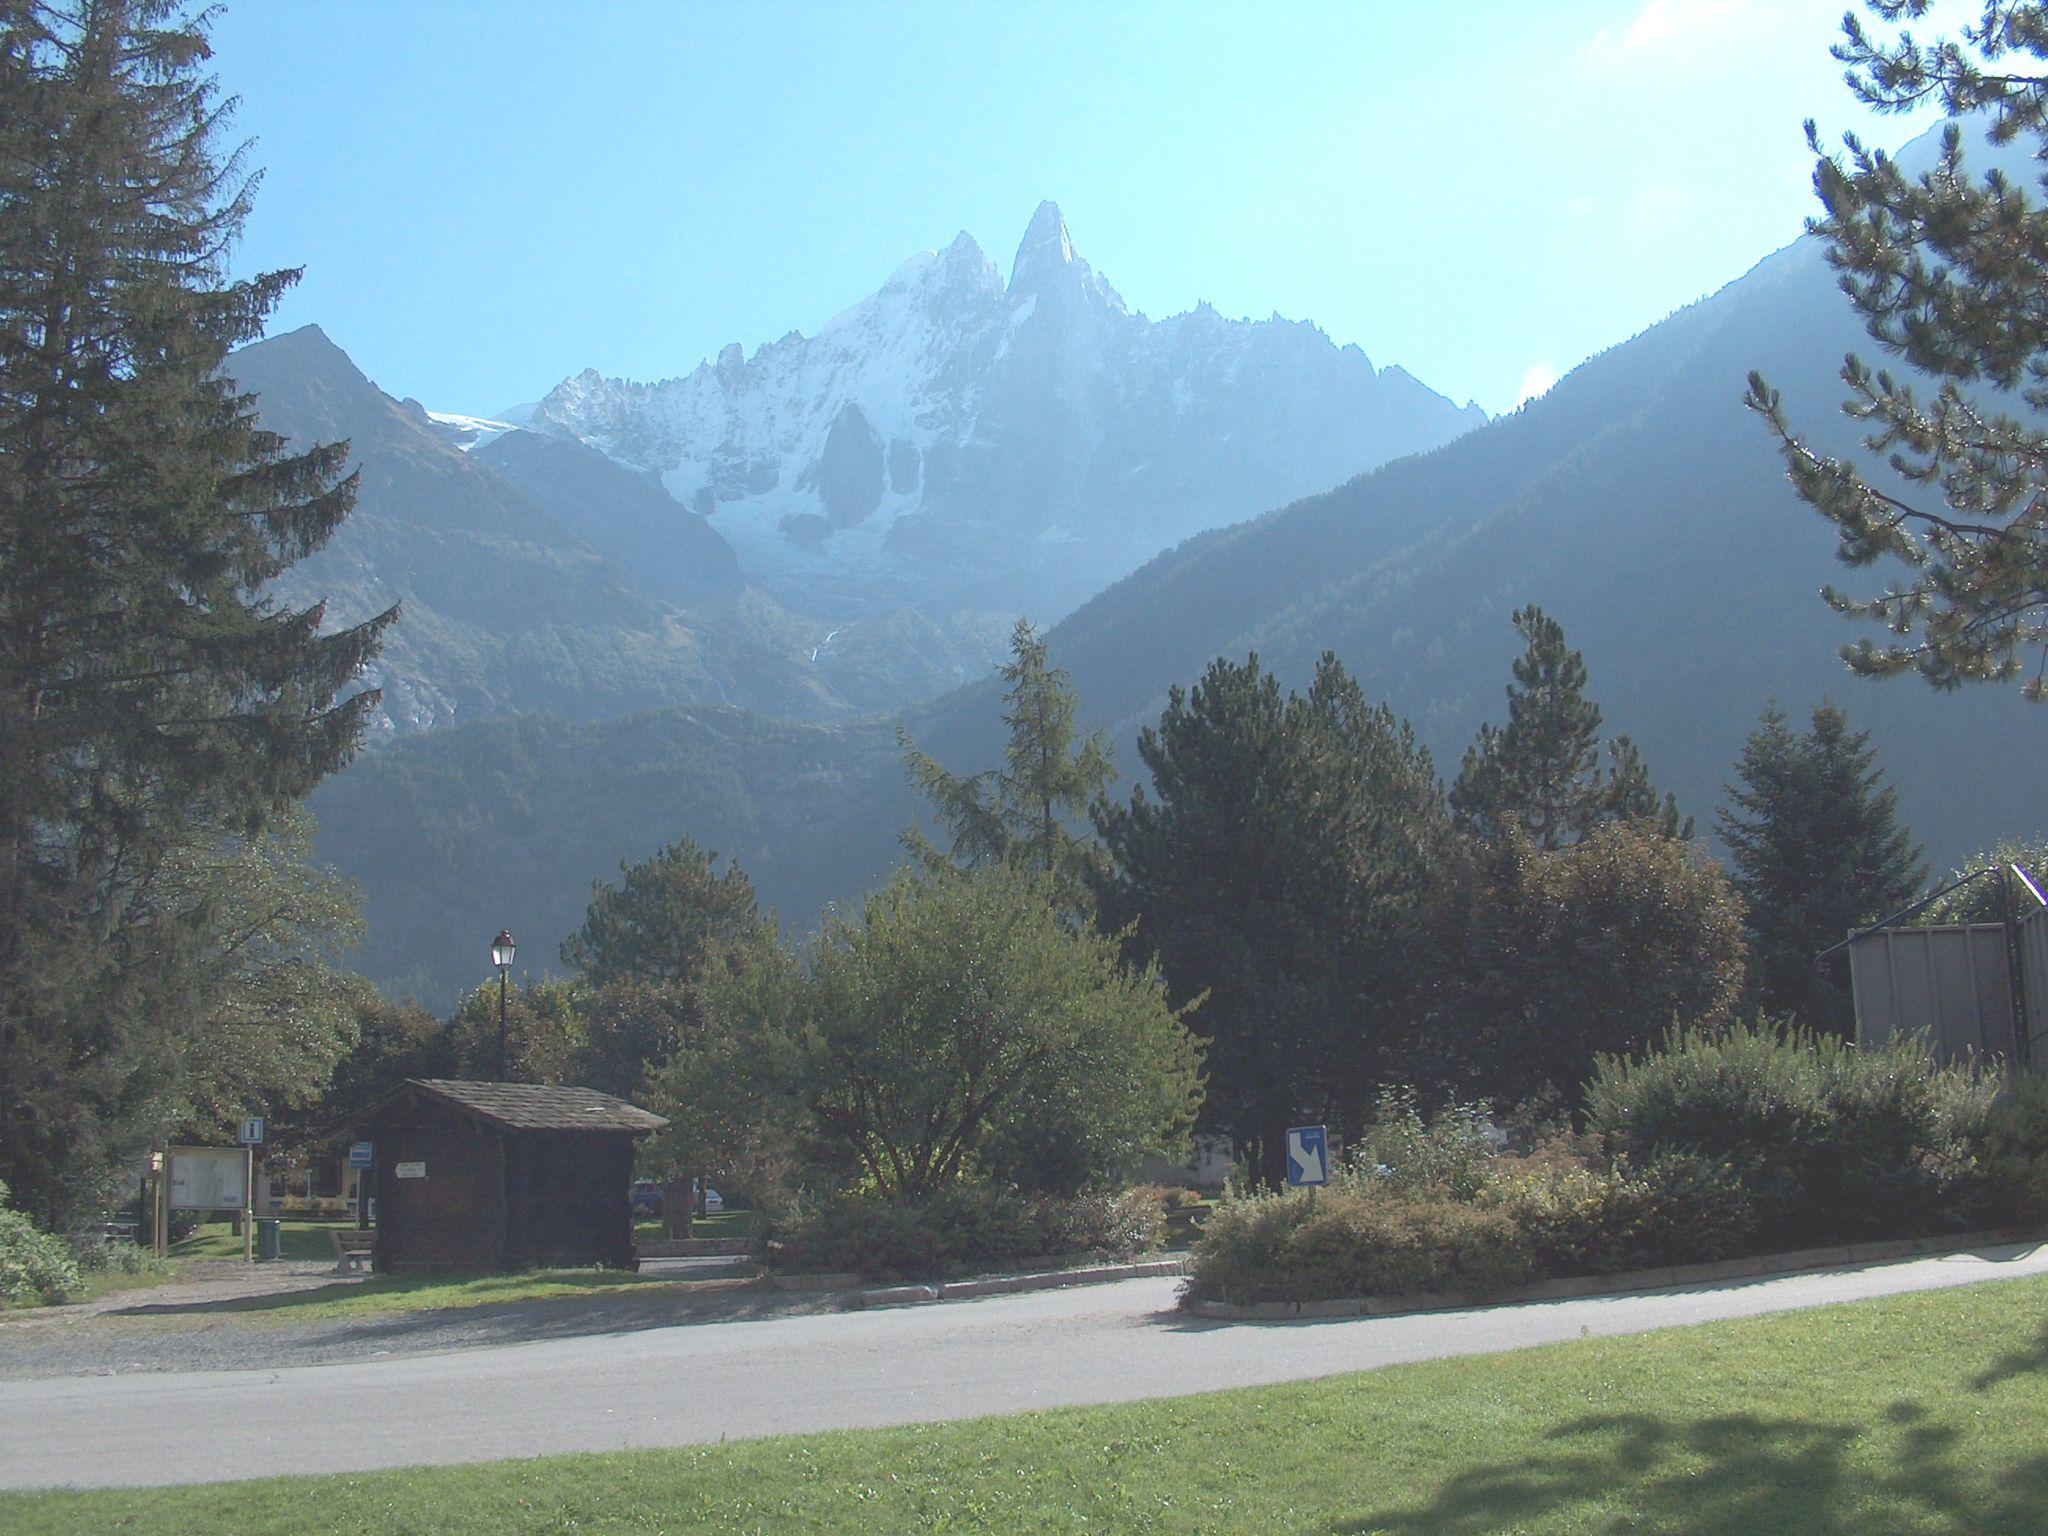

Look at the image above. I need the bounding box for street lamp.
[491,930,516,1080]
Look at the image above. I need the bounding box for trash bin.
[256,1219,281,1262]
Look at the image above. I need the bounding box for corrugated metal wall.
[2019,905,2048,1063]
[1847,924,2017,1062]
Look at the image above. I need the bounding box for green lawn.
[152,1265,746,1326]
[171,1219,357,1262]
[148,1218,758,1325]
[8,1270,2048,1533]
[636,1207,757,1241]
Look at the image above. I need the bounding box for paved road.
[4,1241,2044,1490]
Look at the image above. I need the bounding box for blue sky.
[209,1,1963,418]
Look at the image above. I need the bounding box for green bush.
[67,1233,166,1279]
[1969,1071,2048,1227]
[767,1184,1166,1279]
[1186,1189,1532,1305]
[1584,1023,1993,1245]
[1484,1147,1755,1276]
[0,1182,83,1307]
[1336,1088,1498,1202]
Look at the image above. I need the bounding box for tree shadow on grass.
[1330,1404,2048,1535]
[1974,1315,2048,1391]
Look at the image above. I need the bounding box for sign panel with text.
[168,1147,247,1211]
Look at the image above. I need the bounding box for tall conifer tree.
[1746,3,2048,697]
[0,3,391,1219]
[1451,606,1690,848]
[1719,702,1924,1029]
[900,619,1116,914]
[1095,652,1449,1182]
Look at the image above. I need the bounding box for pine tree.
[0,3,391,1221]
[1718,701,1925,1029]
[900,619,1116,913]
[560,837,767,988]
[1094,652,1450,1182]
[1745,3,2048,698]
[1451,606,1689,848]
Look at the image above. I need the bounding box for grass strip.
[7,1272,2048,1533]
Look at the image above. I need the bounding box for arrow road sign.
[1286,1124,1328,1187]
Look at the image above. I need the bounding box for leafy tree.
[900,619,1116,914]
[1418,821,1748,1106]
[444,975,587,1085]
[560,837,767,987]
[572,979,694,1103]
[1451,607,1690,848]
[1745,2,2048,697]
[0,3,390,1222]
[1918,835,2048,924]
[298,989,450,1132]
[641,936,813,1218]
[671,865,1201,1201]
[165,808,370,1136]
[1094,652,1450,1182]
[1719,702,1925,1028]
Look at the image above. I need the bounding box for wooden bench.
[330,1228,375,1275]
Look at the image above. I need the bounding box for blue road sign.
[238,1117,265,1146]
[347,1141,374,1169]
[1286,1124,1328,1187]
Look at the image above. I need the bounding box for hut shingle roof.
[403,1079,669,1134]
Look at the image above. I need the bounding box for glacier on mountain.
[534,202,1485,619]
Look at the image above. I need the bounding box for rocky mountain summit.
[534,202,1485,618]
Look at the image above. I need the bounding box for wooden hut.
[363,1079,667,1273]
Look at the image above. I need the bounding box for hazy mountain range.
[530,201,1486,619]
[253,156,2041,1008]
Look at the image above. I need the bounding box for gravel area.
[0,1260,837,1381]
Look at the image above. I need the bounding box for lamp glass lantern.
[491,931,516,969]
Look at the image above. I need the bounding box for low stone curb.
[770,1270,863,1292]
[1189,1227,2046,1322]
[638,1237,752,1259]
[847,1255,1191,1310]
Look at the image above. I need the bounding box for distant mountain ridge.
[533,201,1486,619]
[231,325,1009,737]
[316,136,2041,1007]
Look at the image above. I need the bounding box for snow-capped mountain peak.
[533,203,1485,619]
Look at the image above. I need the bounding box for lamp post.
[491,929,516,1080]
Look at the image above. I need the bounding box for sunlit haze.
[212,0,1970,417]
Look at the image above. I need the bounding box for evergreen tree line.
[310,615,1936,1207]
[5,0,2034,1226]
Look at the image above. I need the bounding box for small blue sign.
[1286,1125,1328,1187]
[347,1141,374,1169]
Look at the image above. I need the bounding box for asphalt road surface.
[4,1241,2045,1491]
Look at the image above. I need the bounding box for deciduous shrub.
[67,1233,165,1280]
[1336,1088,1497,1202]
[1483,1147,1755,1276]
[767,1184,1166,1279]
[1584,1023,1994,1245]
[1185,1189,1532,1304]
[1969,1071,2048,1227]
[0,1183,83,1307]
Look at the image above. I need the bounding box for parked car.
[629,1178,725,1218]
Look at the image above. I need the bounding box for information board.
[168,1147,247,1211]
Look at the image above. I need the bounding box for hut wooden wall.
[505,1132,636,1271]
[369,1102,507,1272]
